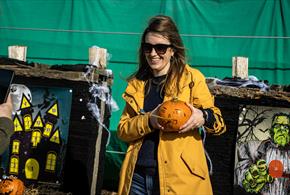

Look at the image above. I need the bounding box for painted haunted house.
[6,94,66,186]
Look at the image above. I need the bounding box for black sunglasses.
[142,43,172,55]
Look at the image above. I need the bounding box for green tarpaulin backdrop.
[1,0,289,190]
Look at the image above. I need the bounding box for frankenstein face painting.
[271,114,290,147]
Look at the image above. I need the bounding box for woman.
[117,15,226,195]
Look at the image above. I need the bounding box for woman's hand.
[149,104,164,131]
[178,103,205,133]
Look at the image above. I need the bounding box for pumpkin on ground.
[0,176,25,195]
[158,98,192,131]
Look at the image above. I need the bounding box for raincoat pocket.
[180,150,206,180]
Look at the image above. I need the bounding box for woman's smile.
[144,32,174,76]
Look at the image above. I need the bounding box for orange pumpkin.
[158,99,192,131]
[0,176,25,195]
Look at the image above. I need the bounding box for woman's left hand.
[178,103,205,133]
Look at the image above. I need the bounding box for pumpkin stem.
[172,97,178,101]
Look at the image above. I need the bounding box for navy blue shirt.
[136,75,165,169]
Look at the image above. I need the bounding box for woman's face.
[144,32,174,76]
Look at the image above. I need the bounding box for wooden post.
[90,82,107,195]
[232,56,248,79]
[8,45,27,62]
[89,46,109,194]
[89,47,107,69]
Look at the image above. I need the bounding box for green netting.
[1,0,289,190]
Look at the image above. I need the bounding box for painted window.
[12,140,20,154]
[9,157,19,174]
[45,152,57,172]
[43,122,53,137]
[31,130,42,147]
[24,115,32,131]
[50,130,60,144]
[13,116,23,132]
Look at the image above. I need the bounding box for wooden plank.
[0,64,90,82]
[208,82,290,103]
[91,98,106,195]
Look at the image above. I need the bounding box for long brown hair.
[128,15,186,95]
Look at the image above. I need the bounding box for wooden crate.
[0,60,110,195]
[206,82,290,195]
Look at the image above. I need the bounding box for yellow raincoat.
[117,65,226,195]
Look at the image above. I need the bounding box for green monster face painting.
[271,115,290,147]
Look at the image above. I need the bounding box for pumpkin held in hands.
[0,176,25,195]
[158,99,192,131]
